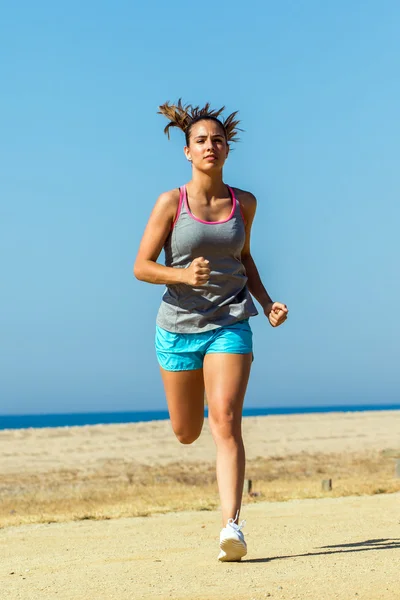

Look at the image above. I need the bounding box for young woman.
[134,100,288,562]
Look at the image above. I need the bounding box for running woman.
[134,100,288,561]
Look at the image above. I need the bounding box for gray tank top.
[156,185,258,333]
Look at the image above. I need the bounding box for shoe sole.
[218,538,247,562]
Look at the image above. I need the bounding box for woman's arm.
[237,189,288,327]
[133,190,184,285]
[133,190,210,287]
[238,191,273,309]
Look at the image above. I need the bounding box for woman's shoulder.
[156,187,181,206]
[231,187,257,221]
[153,187,181,219]
[231,187,257,205]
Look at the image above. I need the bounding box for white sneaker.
[218,512,247,562]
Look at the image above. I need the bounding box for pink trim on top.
[184,185,236,225]
[228,186,246,225]
[171,187,184,230]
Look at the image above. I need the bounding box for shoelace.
[227,510,246,531]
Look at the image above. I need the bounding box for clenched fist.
[264,302,288,327]
[184,257,210,286]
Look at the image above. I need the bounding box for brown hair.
[158,99,241,145]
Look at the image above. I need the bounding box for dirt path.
[2,492,399,600]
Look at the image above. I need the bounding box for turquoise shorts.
[155,319,253,372]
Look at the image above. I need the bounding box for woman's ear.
[184,146,192,162]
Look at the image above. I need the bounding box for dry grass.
[1,450,399,529]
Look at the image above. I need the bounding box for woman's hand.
[183,257,210,286]
[264,302,288,327]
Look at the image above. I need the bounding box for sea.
[1,404,400,431]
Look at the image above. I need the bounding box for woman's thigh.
[160,367,205,443]
[203,353,253,438]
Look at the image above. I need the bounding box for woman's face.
[184,119,229,171]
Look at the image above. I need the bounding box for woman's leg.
[160,367,205,444]
[203,353,253,525]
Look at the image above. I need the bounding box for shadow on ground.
[244,538,400,563]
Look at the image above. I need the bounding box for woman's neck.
[188,169,227,200]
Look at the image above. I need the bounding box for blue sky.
[1,1,399,415]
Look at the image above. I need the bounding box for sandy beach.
[1,410,400,599]
[2,493,400,600]
[2,409,400,474]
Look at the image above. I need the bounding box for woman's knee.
[161,367,205,445]
[209,409,242,441]
[171,421,204,445]
[174,429,202,445]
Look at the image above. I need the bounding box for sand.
[1,410,400,599]
[2,409,400,474]
[2,493,400,600]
